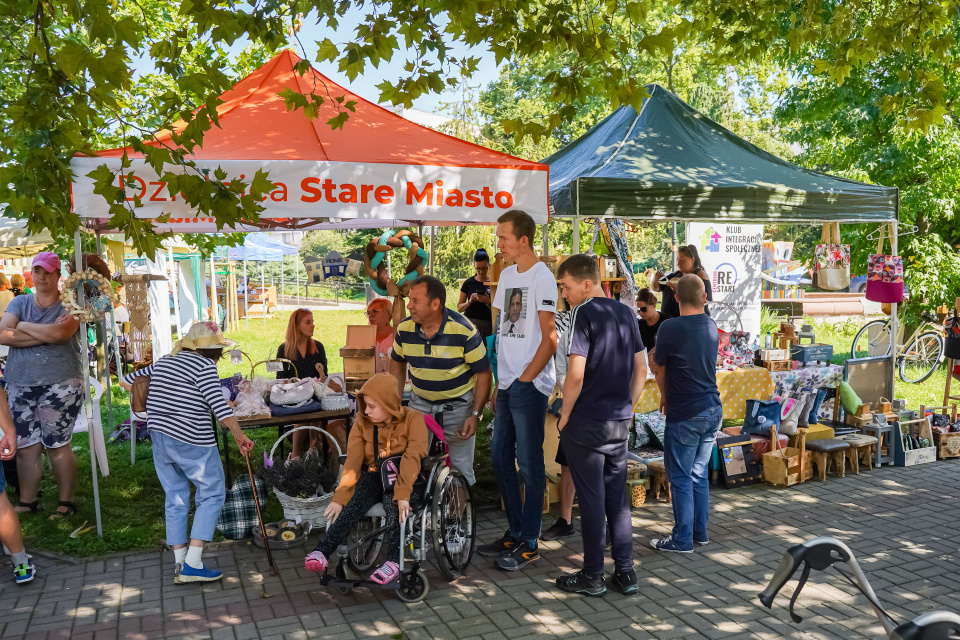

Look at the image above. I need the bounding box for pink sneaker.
[370,561,400,585]
[304,551,327,573]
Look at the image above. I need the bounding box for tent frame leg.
[75,229,103,537]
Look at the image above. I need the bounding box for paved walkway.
[4,461,960,640]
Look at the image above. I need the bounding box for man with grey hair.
[649,274,721,553]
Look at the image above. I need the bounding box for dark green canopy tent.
[544,84,898,223]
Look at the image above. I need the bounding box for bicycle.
[850,311,945,384]
[759,537,960,639]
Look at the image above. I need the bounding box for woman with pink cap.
[0,252,83,520]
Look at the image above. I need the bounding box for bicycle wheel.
[851,320,891,359]
[899,332,944,383]
[431,467,475,581]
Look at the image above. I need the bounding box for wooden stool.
[839,434,879,473]
[804,439,851,481]
[647,460,671,502]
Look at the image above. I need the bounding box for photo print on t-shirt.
[501,287,527,338]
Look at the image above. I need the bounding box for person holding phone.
[457,249,493,337]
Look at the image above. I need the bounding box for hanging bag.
[814,223,850,291]
[130,374,151,418]
[945,311,960,360]
[865,223,904,303]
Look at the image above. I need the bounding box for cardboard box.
[790,342,834,362]
[341,325,377,379]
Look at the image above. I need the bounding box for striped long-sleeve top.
[122,351,234,447]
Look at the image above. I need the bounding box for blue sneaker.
[650,536,694,553]
[176,563,223,583]
[14,563,36,584]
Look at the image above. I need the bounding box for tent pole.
[75,229,103,537]
[672,223,678,271]
[296,246,301,308]
[573,178,581,253]
[542,224,549,257]
[890,220,898,398]
[209,257,217,325]
[280,252,285,320]
[244,259,249,330]
[170,246,183,341]
[430,226,436,275]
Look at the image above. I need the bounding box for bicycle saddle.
[892,612,960,640]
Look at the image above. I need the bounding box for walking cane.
[243,449,278,576]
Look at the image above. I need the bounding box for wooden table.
[221,409,351,485]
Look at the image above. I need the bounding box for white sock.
[184,545,204,569]
[174,547,188,566]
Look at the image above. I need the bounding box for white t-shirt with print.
[493,261,557,396]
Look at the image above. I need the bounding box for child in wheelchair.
[304,373,429,584]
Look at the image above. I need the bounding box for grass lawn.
[7,310,948,556]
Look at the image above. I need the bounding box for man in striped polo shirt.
[389,275,492,486]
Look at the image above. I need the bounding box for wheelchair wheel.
[396,569,429,604]
[335,562,352,596]
[346,515,385,574]
[431,466,475,580]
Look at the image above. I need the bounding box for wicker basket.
[268,426,342,530]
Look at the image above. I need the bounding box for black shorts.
[555,440,567,467]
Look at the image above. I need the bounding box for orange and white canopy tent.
[71,50,549,232]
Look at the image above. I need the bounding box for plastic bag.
[234,378,272,418]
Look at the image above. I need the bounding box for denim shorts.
[9,378,84,449]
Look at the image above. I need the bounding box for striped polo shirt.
[122,351,234,447]
[392,309,490,402]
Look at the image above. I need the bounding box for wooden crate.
[920,404,960,459]
[763,428,812,487]
[764,360,793,372]
[893,417,937,466]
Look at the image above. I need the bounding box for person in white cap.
[0,251,84,520]
[121,321,254,584]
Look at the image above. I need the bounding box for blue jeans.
[152,431,226,546]
[663,405,722,549]
[491,380,549,546]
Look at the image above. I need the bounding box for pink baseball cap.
[32,252,62,274]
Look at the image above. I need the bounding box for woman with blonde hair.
[276,308,342,459]
[0,275,13,315]
[366,297,394,374]
[9,274,26,297]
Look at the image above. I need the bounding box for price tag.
[230,350,243,365]
[265,360,283,373]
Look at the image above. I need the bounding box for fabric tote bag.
[742,399,781,436]
[814,223,850,291]
[865,224,904,304]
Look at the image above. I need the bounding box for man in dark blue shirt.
[651,274,721,553]
[555,255,647,597]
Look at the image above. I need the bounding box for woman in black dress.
[276,308,343,459]
[651,245,713,318]
[457,248,492,337]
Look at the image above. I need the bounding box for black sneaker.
[540,517,575,541]
[556,570,606,597]
[496,541,539,571]
[477,532,517,558]
[612,569,639,595]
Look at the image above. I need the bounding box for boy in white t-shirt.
[478,210,558,571]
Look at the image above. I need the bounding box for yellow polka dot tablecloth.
[634,367,775,420]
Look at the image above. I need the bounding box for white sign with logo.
[686,223,764,340]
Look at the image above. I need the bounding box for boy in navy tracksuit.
[554,254,648,597]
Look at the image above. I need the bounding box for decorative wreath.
[60,269,119,322]
[363,229,428,297]
[363,230,429,325]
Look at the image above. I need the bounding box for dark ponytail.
[474,248,490,263]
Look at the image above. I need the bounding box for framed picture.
[716,435,763,488]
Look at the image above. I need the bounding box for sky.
[284,8,504,115]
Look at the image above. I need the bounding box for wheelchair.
[317,451,476,603]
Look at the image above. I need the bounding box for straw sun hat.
[172,321,237,355]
